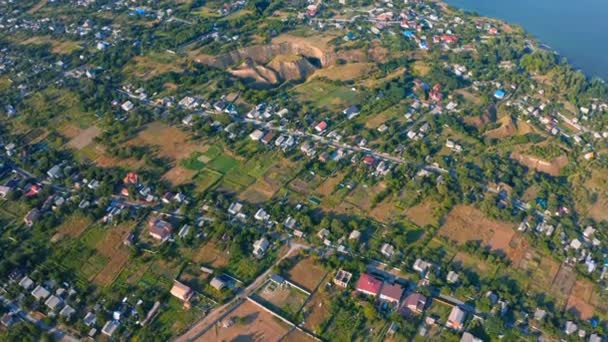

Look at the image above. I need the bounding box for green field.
[181,151,206,170]
[207,155,239,173]
[194,168,223,192]
[294,79,361,111]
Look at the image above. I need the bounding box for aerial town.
[0,0,607,341]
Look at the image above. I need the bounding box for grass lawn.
[79,224,107,249]
[243,153,278,178]
[223,168,256,188]
[294,79,361,111]
[180,151,206,170]
[194,168,223,192]
[207,155,240,173]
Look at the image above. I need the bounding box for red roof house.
[363,156,375,166]
[314,121,328,133]
[430,84,443,102]
[355,273,383,297]
[379,283,404,304]
[25,184,42,197]
[148,217,174,242]
[440,35,458,44]
[123,172,139,185]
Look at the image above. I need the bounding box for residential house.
[47,164,63,179]
[413,258,432,275]
[253,237,270,258]
[565,321,578,335]
[210,277,227,291]
[228,202,243,215]
[44,295,64,311]
[148,217,174,242]
[59,305,76,319]
[83,312,97,327]
[31,285,51,301]
[381,243,396,258]
[400,293,427,316]
[494,89,506,100]
[101,320,119,337]
[0,313,16,328]
[333,269,353,288]
[171,280,194,302]
[314,121,328,133]
[0,185,11,198]
[355,273,383,297]
[446,306,466,331]
[343,106,360,120]
[460,332,483,342]
[24,208,41,227]
[447,271,460,284]
[254,208,270,221]
[19,276,34,290]
[379,283,403,304]
[121,100,134,112]
[249,129,264,141]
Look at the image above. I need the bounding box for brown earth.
[565,280,596,319]
[93,222,134,286]
[404,200,440,227]
[198,299,292,341]
[286,257,327,292]
[439,205,526,263]
[511,152,568,176]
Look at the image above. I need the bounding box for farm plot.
[286,256,327,292]
[565,280,596,320]
[315,173,345,197]
[517,250,560,292]
[240,159,301,203]
[550,264,577,309]
[288,171,323,196]
[438,205,525,263]
[193,168,223,193]
[198,299,292,341]
[51,213,93,242]
[92,222,135,286]
[294,79,361,112]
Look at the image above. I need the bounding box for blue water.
[443,0,608,81]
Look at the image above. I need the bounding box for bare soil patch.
[511,152,568,176]
[67,126,101,150]
[199,299,291,341]
[315,173,344,197]
[163,166,197,186]
[310,63,376,81]
[302,289,331,332]
[129,122,207,161]
[193,241,230,268]
[286,257,327,292]
[404,200,440,227]
[439,205,525,263]
[240,159,299,203]
[566,280,596,320]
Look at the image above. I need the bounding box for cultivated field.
[240,159,299,203]
[565,279,596,320]
[163,166,197,186]
[92,222,134,286]
[302,288,331,332]
[51,213,93,242]
[549,264,577,309]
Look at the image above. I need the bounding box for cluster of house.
[333,269,471,335]
[2,274,125,339]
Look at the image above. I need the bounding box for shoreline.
[436,0,604,82]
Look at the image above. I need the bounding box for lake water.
[443,0,608,81]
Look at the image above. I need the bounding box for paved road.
[174,241,309,342]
